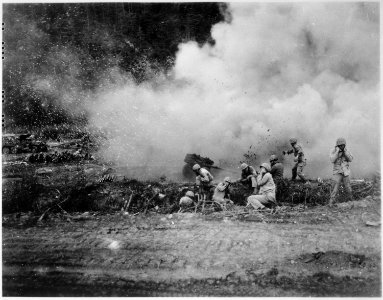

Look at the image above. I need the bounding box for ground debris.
[276,178,375,206]
[304,251,325,263]
[27,149,94,164]
[2,156,379,216]
[365,221,380,227]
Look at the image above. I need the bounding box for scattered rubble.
[275,178,375,206]
[27,150,94,164]
[2,148,378,218]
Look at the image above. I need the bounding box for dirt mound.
[300,251,367,268]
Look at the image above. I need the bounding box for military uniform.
[196,167,214,196]
[212,181,233,208]
[240,165,258,190]
[247,173,276,209]
[329,147,353,203]
[287,144,306,182]
[270,161,284,202]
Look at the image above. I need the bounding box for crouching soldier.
[192,164,214,201]
[246,163,276,210]
[329,137,353,206]
[238,163,258,195]
[212,177,234,210]
[283,138,307,183]
[179,191,195,213]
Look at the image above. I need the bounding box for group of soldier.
[179,137,353,211]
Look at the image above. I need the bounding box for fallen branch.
[57,203,69,215]
[124,193,134,212]
[38,196,70,222]
[123,188,134,212]
[144,193,159,214]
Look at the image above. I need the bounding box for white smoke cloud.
[89,2,380,180]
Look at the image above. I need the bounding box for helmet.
[269,154,278,162]
[185,191,195,198]
[289,138,297,144]
[240,163,248,170]
[224,177,231,183]
[260,162,271,172]
[192,164,200,171]
[336,137,346,146]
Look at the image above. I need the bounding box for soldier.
[179,191,195,212]
[212,177,234,209]
[246,163,276,210]
[238,163,258,194]
[269,154,284,202]
[192,164,214,200]
[283,138,307,182]
[329,137,353,206]
[269,154,284,180]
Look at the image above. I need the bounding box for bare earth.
[2,199,381,296]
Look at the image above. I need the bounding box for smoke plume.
[87,2,379,180]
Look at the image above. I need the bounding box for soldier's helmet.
[185,191,195,198]
[260,162,271,172]
[336,137,346,146]
[192,164,200,171]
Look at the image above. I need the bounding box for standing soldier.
[238,163,258,194]
[192,164,214,200]
[283,138,307,182]
[269,154,284,201]
[329,138,353,206]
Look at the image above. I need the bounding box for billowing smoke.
[87,2,379,180]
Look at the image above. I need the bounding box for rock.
[35,168,53,175]
[266,267,279,276]
[108,240,120,250]
[84,168,95,174]
[365,221,380,227]
[19,214,32,222]
[358,201,368,208]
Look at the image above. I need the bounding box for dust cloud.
[87,3,379,180]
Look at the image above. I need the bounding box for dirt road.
[2,199,381,296]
